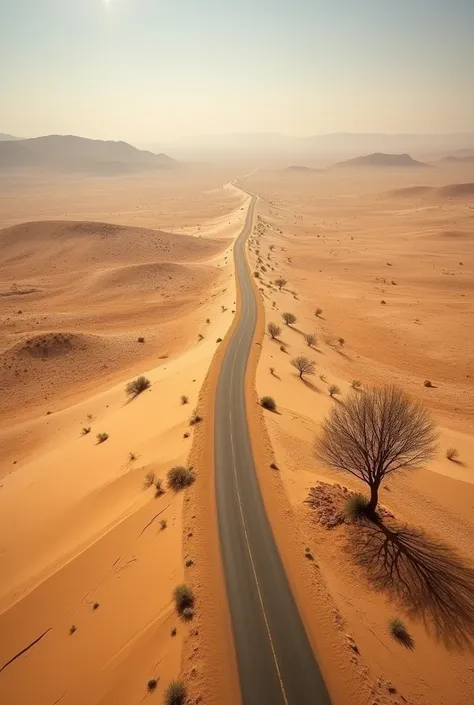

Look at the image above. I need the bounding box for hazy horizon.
[2,0,473,144]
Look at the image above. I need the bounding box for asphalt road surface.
[215,193,332,705]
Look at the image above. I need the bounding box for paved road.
[215,193,332,705]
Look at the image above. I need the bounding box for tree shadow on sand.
[347,517,474,649]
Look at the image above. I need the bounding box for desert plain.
[0,156,473,705]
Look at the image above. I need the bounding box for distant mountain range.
[335,152,429,168]
[145,132,474,158]
[0,135,176,174]
[0,133,20,141]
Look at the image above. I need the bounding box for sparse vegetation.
[344,493,368,520]
[180,394,189,405]
[160,519,167,530]
[315,307,323,317]
[93,602,100,610]
[69,625,77,635]
[304,333,317,347]
[424,379,433,388]
[129,452,137,461]
[291,355,316,379]
[261,396,277,411]
[319,374,327,383]
[316,386,438,513]
[275,277,287,290]
[81,427,91,436]
[96,432,109,444]
[189,408,203,425]
[171,627,177,636]
[137,336,145,343]
[269,366,275,375]
[351,380,362,389]
[388,617,412,646]
[446,447,459,462]
[173,584,195,614]
[144,471,156,489]
[155,478,165,496]
[253,271,260,278]
[165,680,187,705]
[267,321,282,339]
[125,376,151,398]
[328,384,340,397]
[206,318,210,324]
[167,466,196,490]
[282,311,296,326]
[216,337,223,343]
[147,678,158,692]
[280,344,286,353]
[338,337,345,347]
[185,558,193,567]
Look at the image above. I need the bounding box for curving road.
[215,193,332,705]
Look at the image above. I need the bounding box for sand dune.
[390,181,474,199]
[243,166,474,704]
[0,218,232,423]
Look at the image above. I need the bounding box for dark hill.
[335,152,428,168]
[0,134,176,174]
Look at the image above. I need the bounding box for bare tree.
[304,333,317,347]
[275,277,287,290]
[291,355,316,379]
[315,386,438,513]
[267,322,282,339]
[282,311,296,326]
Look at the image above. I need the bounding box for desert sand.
[243,163,474,704]
[0,169,248,704]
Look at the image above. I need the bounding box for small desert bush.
[167,466,196,490]
[165,680,187,705]
[328,384,340,397]
[147,679,158,693]
[180,394,189,405]
[189,409,203,425]
[185,558,193,567]
[446,447,459,461]
[269,366,275,375]
[253,271,260,278]
[81,427,91,436]
[424,379,433,388]
[206,317,210,324]
[125,375,150,397]
[344,493,368,520]
[160,519,167,530]
[261,396,276,411]
[267,321,281,339]
[173,584,195,614]
[351,380,362,389]
[155,478,165,496]
[388,617,412,646]
[143,471,156,489]
[129,451,136,461]
[280,344,286,353]
[338,337,345,347]
[304,333,317,347]
[282,311,296,326]
[319,374,327,383]
[137,336,145,343]
[96,432,109,444]
[315,307,323,317]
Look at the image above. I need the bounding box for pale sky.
[1,0,473,142]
